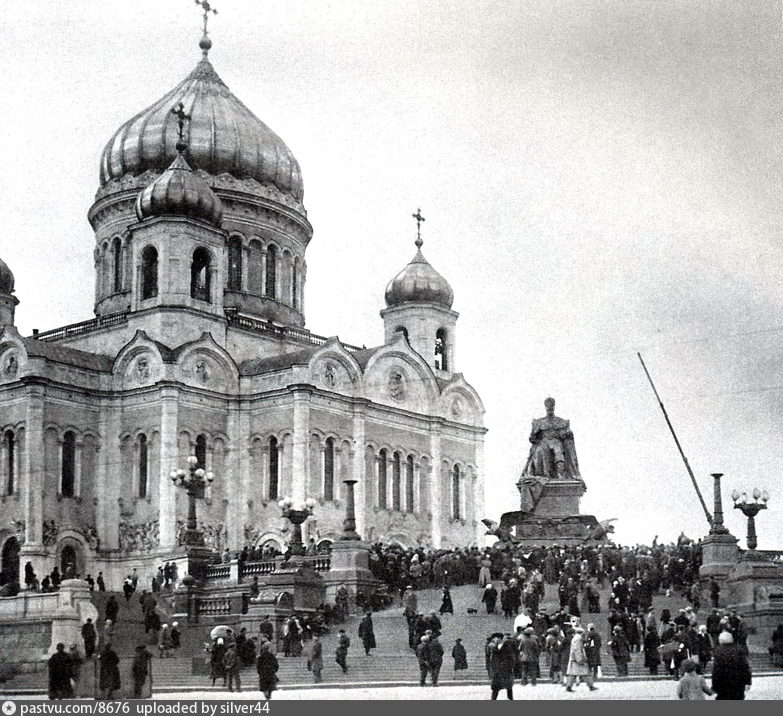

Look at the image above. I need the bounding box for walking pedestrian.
[677,658,713,700]
[98,642,121,700]
[482,583,498,614]
[488,634,516,700]
[517,627,541,686]
[358,612,376,655]
[452,638,468,672]
[256,640,279,699]
[132,645,153,699]
[711,631,752,700]
[47,643,73,700]
[81,618,97,659]
[565,627,597,692]
[439,586,454,615]
[223,644,242,692]
[310,635,323,683]
[335,629,350,674]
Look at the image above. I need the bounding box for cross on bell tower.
[170,102,191,152]
[412,208,426,248]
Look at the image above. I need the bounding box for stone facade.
[0,42,486,589]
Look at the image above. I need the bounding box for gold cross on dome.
[412,208,426,248]
[195,0,218,35]
[171,102,191,145]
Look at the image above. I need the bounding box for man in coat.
[608,625,631,676]
[256,640,279,699]
[358,612,377,655]
[488,634,516,700]
[711,631,752,700]
[48,643,73,700]
[416,635,432,686]
[427,634,444,686]
[132,645,153,699]
[98,642,121,700]
[335,629,350,674]
[310,635,323,683]
[81,618,97,659]
[584,623,602,679]
[517,627,541,686]
[482,583,498,614]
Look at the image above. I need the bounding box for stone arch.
[252,531,285,552]
[0,534,20,584]
[56,531,89,576]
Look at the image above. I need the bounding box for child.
[677,659,713,700]
[452,638,468,672]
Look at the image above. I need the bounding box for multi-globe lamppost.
[170,455,214,547]
[278,496,317,557]
[731,487,769,552]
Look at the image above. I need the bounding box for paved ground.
[156,674,783,700]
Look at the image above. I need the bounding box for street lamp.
[278,496,316,557]
[170,455,214,547]
[731,487,769,552]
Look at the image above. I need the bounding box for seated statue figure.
[523,397,581,481]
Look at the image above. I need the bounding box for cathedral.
[0,24,485,586]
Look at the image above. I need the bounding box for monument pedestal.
[726,555,783,634]
[167,545,217,587]
[699,532,739,581]
[322,540,380,612]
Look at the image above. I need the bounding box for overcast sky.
[3,0,783,548]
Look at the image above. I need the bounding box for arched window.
[405,454,415,513]
[138,434,148,499]
[378,449,387,509]
[228,236,243,291]
[4,430,14,496]
[452,464,461,520]
[323,437,335,501]
[194,434,207,498]
[61,431,76,498]
[141,246,158,299]
[268,436,279,500]
[291,260,299,309]
[392,452,401,511]
[112,237,123,293]
[190,248,211,302]
[435,328,448,371]
[265,244,277,298]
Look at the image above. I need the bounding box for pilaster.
[291,387,311,502]
[429,424,442,547]
[22,381,45,545]
[351,404,367,539]
[158,387,180,549]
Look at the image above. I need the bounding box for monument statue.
[523,397,581,481]
[485,396,609,546]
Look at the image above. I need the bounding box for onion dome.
[135,144,223,227]
[0,257,14,294]
[100,55,303,203]
[384,238,454,308]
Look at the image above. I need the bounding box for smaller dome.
[135,149,223,227]
[0,257,15,294]
[385,245,454,308]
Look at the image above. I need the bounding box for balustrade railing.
[204,564,231,581]
[239,559,279,580]
[196,597,232,616]
[31,312,129,342]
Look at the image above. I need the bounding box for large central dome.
[99,56,304,203]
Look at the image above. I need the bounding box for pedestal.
[699,532,739,581]
[264,560,325,613]
[49,579,98,655]
[527,479,585,518]
[166,545,218,587]
[322,541,380,611]
[726,556,783,633]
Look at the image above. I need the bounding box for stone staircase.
[3,582,780,694]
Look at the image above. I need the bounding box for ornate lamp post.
[340,478,361,541]
[731,488,769,552]
[170,455,214,547]
[278,496,316,557]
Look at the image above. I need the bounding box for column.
[226,403,245,549]
[351,406,367,538]
[300,265,307,318]
[0,436,7,495]
[96,405,121,550]
[158,387,179,549]
[473,435,485,544]
[241,244,249,292]
[429,424,442,547]
[291,388,311,502]
[22,383,45,545]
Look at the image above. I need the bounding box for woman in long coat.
[608,626,632,676]
[489,636,516,700]
[358,612,377,655]
[439,587,454,615]
[643,625,661,675]
[256,641,279,699]
[566,628,596,691]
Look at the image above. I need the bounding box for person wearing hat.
[488,633,516,700]
[711,631,752,700]
[210,637,227,687]
[584,623,602,680]
[482,582,498,614]
[517,626,541,686]
[545,627,563,684]
[335,628,350,674]
[256,640,279,700]
[608,625,631,677]
[403,585,418,624]
[677,658,713,700]
[48,643,73,700]
[452,637,468,672]
[565,627,597,691]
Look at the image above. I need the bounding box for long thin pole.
[637,352,713,528]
